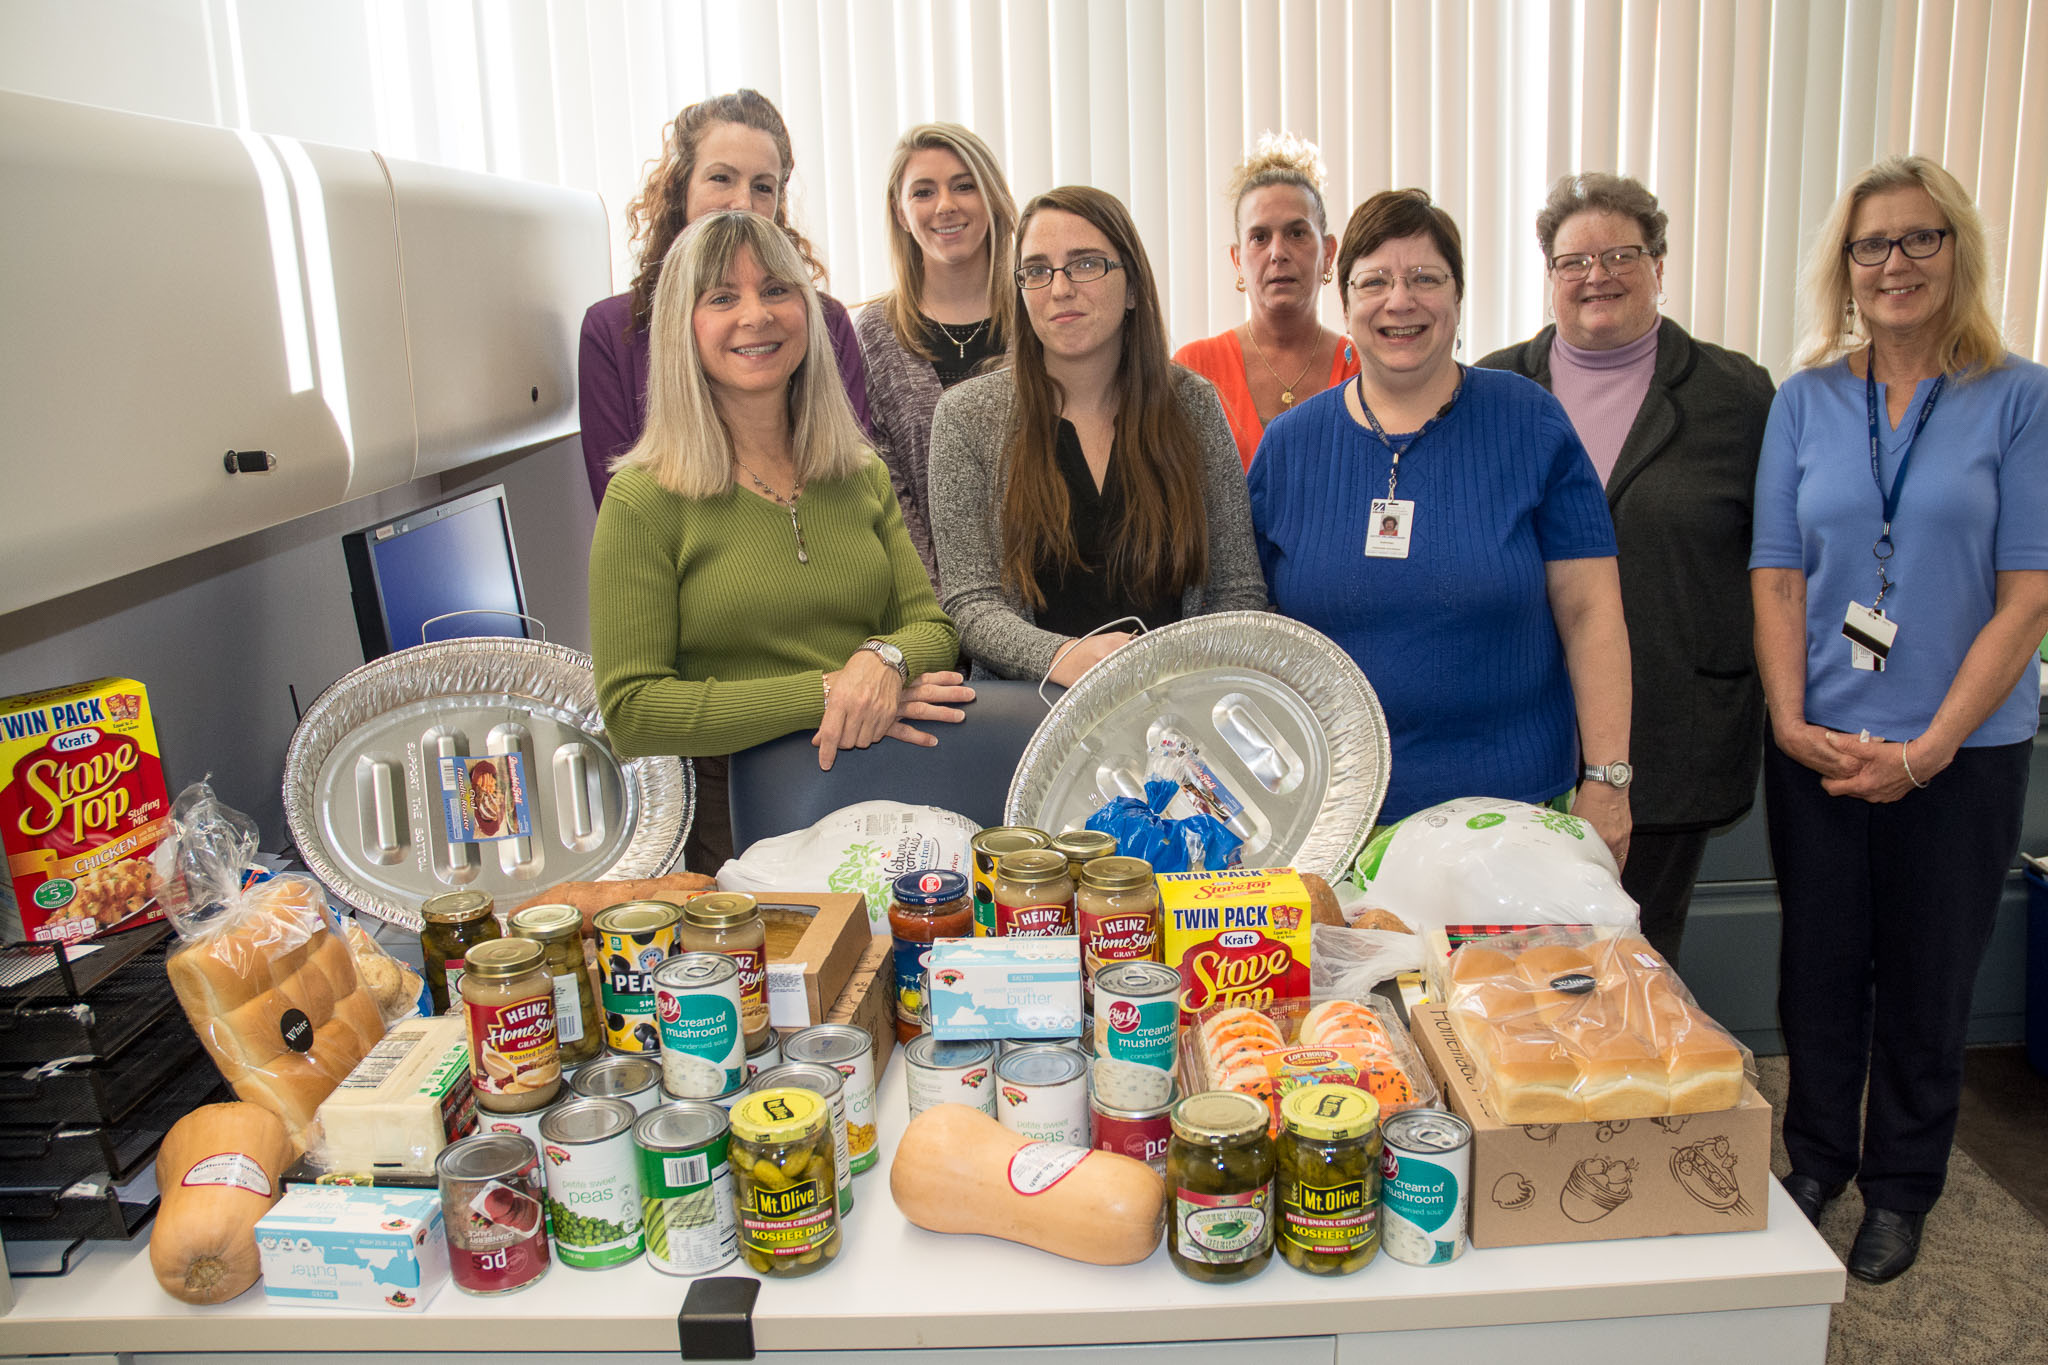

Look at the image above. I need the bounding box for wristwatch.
[860,639,908,684]
[1582,760,1634,790]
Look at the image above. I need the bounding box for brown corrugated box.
[825,932,897,1076]
[762,893,873,1030]
[1408,1003,1772,1247]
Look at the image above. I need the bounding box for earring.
[1235,277,1246,292]
[1455,329,1464,351]
[1656,290,1666,305]
[1322,270,1334,284]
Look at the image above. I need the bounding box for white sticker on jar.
[1007,1142,1089,1196]
[181,1152,273,1198]
[552,972,584,1043]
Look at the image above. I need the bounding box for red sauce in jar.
[889,869,973,1043]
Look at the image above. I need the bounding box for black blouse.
[921,315,1004,388]
[1031,418,1186,642]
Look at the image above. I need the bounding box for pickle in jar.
[729,1088,840,1278]
[1276,1083,1381,1276]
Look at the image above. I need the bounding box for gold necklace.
[931,316,988,359]
[1244,323,1322,405]
[732,457,809,564]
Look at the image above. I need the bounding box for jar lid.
[1080,855,1154,891]
[592,900,683,935]
[1171,1090,1269,1144]
[892,868,969,906]
[508,903,583,941]
[1050,829,1118,863]
[682,891,759,929]
[731,1086,827,1144]
[463,937,546,979]
[972,827,1050,854]
[421,890,495,925]
[996,849,1070,884]
[1279,1083,1379,1142]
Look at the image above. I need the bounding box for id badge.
[1365,499,1414,559]
[1843,601,1898,671]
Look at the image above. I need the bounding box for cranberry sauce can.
[1091,1086,1176,1176]
[437,1133,551,1295]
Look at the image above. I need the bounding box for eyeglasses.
[1015,256,1123,290]
[1347,266,1453,297]
[1549,245,1651,282]
[1844,228,1949,267]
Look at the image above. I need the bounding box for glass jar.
[991,848,1075,937]
[970,827,1049,936]
[461,937,562,1114]
[421,890,501,1014]
[508,902,602,1067]
[887,869,973,1043]
[680,892,769,1043]
[1276,1083,1381,1276]
[729,1086,841,1277]
[1049,828,1118,881]
[1167,1090,1276,1283]
[1077,855,1160,976]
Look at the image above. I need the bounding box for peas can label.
[1174,1183,1272,1265]
[653,955,745,1098]
[537,1104,644,1270]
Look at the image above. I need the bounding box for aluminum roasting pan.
[283,638,692,932]
[1004,612,1388,879]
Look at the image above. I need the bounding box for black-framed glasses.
[1549,245,1651,281]
[1347,266,1453,297]
[1015,256,1123,290]
[1844,228,1949,266]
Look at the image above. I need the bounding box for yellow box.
[1157,867,1312,1023]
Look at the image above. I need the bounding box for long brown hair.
[622,89,829,331]
[878,123,1019,362]
[1001,186,1208,611]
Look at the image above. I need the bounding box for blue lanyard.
[1864,354,1944,607]
[1356,367,1464,500]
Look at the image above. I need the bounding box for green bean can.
[633,1101,738,1276]
[1276,1083,1381,1275]
[537,1097,643,1269]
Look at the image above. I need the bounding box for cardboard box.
[1409,1004,1771,1248]
[926,936,1083,1040]
[762,892,870,1030]
[825,931,897,1077]
[256,1185,449,1311]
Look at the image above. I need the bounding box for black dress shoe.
[1781,1172,1845,1227]
[1848,1207,1926,1283]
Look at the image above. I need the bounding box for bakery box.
[762,893,871,1030]
[825,930,896,1077]
[1409,1004,1772,1247]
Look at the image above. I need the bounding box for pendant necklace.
[932,316,988,359]
[1245,323,1321,405]
[733,457,809,564]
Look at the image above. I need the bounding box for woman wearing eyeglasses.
[1172,133,1358,471]
[926,185,1267,683]
[857,124,1018,590]
[1476,174,1775,968]
[1249,189,1632,864]
[1748,156,2048,1282]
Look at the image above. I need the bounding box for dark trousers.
[1763,733,2031,1212]
[1621,827,1711,969]
[681,752,735,875]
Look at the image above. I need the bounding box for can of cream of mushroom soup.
[1379,1108,1470,1266]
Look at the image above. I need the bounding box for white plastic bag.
[1309,922,1428,1000]
[1346,796,1639,938]
[717,801,980,928]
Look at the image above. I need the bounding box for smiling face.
[1847,184,1953,344]
[683,121,783,224]
[1344,232,1461,390]
[1232,183,1336,321]
[895,146,991,273]
[1549,209,1664,351]
[1019,208,1131,372]
[692,244,808,404]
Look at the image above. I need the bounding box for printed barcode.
[663,1154,709,1185]
[339,1032,416,1087]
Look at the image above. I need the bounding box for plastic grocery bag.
[717,800,979,929]
[1084,777,1242,873]
[1347,796,1638,937]
[1309,922,1427,1000]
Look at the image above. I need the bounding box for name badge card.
[1842,601,1897,672]
[1365,499,1414,559]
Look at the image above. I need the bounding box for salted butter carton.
[927,935,1082,1040]
[256,1185,449,1311]
[1159,867,1312,1023]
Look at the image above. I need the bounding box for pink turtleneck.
[1549,323,1659,485]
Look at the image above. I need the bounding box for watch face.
[1607,761,1633,787]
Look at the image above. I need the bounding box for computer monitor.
[342,486,529,661]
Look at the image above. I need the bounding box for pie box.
[1408,1003,1772,1248]
[760,892,872,1031]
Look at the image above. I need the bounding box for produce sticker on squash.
[1159,868,1311,1024]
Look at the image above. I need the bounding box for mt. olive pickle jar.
[729,1087,840,1277]
[509,902,602,1066]
[991,848,1075,937]
[1276,1083,1381,1275]
[680,892,769,1043]
[461,938,562,1114]
[1167,1090,1276,1283]
[421,890,502,1014]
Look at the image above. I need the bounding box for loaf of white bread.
[167,875,387,1154]
[1444,933,1746,1124]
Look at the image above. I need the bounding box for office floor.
[1954,1044,2048,1225]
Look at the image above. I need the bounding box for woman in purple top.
[579,89,870,507]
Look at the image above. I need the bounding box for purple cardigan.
[577,290,872,506]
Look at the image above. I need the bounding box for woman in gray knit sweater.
[928,186,1268,683]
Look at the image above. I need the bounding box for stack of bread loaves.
[1442,930,1747,1124]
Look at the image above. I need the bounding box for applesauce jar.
[1077,855,1160,976]
[991,849,1074,937]
[680,892,769,1043]
[461,938,562,1115]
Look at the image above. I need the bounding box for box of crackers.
[1,678,170,944]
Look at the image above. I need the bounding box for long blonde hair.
[617,211,867,499]
[876,123,1019,362]
[1795,155,2005,377]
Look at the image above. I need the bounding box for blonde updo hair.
[1226,132,1331,238]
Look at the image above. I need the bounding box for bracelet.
[820,674,832,706]
[1901,740,1931,789]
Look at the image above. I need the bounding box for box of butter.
[256,1185,449,1311]
[927,936,1082,1040]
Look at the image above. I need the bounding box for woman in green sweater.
[590,211,969,867]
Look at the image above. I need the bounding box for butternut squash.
[149,1102,294,1304]
[889,1104,1165,1265]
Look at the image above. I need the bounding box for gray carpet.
[1753,1054,2048,1365]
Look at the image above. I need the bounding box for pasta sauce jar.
[420,890,501,1014]
[508,903,602,1067]
[679,892,769,1043]
[991,848,1075,938]
[887,869,972,1042]
[461,938,562,1114]
[1077,855,1160,975]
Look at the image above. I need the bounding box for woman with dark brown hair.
[579,88,870,506]
[926,185,1267,683]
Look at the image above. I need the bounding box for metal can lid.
[995,1044,1087,1087]
[903,1034,997,1069]
[435,1131,539,1181]
[891,868,969,906]
[571,1055,662,1099]
[463,937,545,978]
[508,903,583,941]
[750,1061,842,1100]
[538,1096,638,1145]
[746,1028,783,1059]
[635,1099,730,1153]
[1383,1107,1472,1153]
[1050,829,1118,861]
[592,901,684,935]
[421,890,495,925]
[651,951,738,989]
[731,1086,827,1144]
[972,827,1050,854]
[995,848,1071,884]
[1171,1090,1269,1144]
[783,1025,871,1070]
[1280,1083,1379,1141]
[1079,854,1155,891]
[680,891,759,929]
[1092,960,1181,997]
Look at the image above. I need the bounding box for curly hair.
[1225,130,1332,237]
[1534,172,1669,261]
[622,90,829,331]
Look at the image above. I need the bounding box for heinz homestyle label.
[1158,868,1312,1024]
[0,678,170,944]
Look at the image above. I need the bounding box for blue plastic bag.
[1084,777,1242,873]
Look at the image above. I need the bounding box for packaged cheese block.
[311,1016,476,1174]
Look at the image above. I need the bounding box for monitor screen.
[343,486,528,660]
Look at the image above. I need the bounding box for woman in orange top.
[1175,133,1358,470]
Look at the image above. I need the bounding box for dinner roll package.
[154,783,388,1154]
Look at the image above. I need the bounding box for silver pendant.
[789,506,809,564]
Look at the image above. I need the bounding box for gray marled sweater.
[927,366,1270,680]
[855,302,945,589]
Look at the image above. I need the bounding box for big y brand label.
[1101,997,1178,1071]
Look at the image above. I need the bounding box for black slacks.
[1763,733,2031,1212]
[1620,827,1712,969]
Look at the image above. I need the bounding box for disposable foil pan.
[1004,612,1387,878]
[283,639,691,932]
